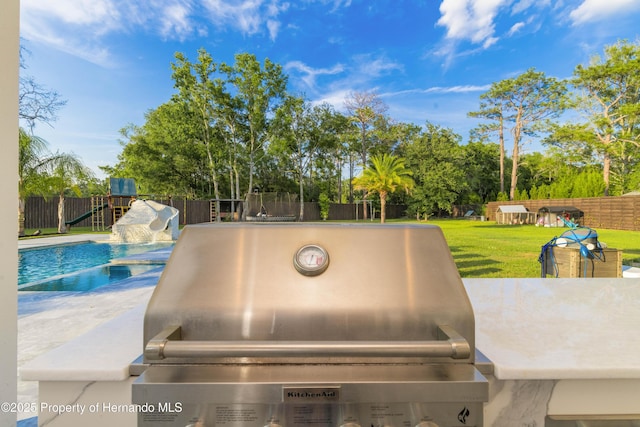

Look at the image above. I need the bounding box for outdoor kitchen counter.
[464,277,640,425]
[20,278,640,426]
[464,277,640,380]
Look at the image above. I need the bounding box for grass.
[397,219,640,278]
[21,221,640,279]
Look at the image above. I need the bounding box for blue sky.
[20,0,640,179]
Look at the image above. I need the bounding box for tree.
[221,53,288,218]
[563,40,640,195]
[399,123,467,219]
[19,45,66,131]
[18,128,91,235]
[474,68,568,200]
[353,154,414,223]
[344,91,388,216]
[45,154,94,233]
[460,140,501,203]
[172,50,225,208]
[271,95,314,220]
[18,129,49,236]
[113,101,209,198]
[469,100,506,194]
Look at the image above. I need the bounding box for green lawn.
[22,221,640,279]
[398,219,640,278]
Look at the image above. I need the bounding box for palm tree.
[18,128,93,235]
[18,128,50,236]
[353,153,414,223]
[45,154,94,233]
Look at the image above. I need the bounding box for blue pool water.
[19,263,162,292]
[18,241,171,290]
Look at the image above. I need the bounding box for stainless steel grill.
[133,223,488,427]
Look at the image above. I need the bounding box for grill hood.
[142,223,475,365]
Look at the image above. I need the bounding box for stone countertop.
[20,303,146,382]
[22,277,640,383]
[464,278,640,380]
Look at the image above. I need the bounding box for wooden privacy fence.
[486,195,640,231]
[23,197,408,229]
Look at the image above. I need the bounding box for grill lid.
[142,223,475,364]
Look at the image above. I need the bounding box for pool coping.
[18,234,111,250]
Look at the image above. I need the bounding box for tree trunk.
[510,114,523,201]
[499,115,505,194]
[603,152,611,196]
[57,194,67,234]
[379,191,387,223]
[18,197,25,237]
[298,167,305,221]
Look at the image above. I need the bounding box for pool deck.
[17,234,171,422]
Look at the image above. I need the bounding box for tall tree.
[399,123,467,219]
[565,40,640,195]
[171,50,224,210]
[469,102,506,194]
[271,95,314,220]
[353,154,414,223]
[221,53,287,218]
[475,68,568,200]
[344,91,388,217]
[113,101,208,197]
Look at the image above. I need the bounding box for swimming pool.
[18,241,172,290]
[19,263,163,292]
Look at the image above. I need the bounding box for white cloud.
[160,3,196,40]
[202,0,289,39]
[569,0,640,24]
[309,89,352,112]
[20,0,201,66]
[437,0,510,47]
[507,21,525,36]
[511,0,550,15]
[381,85,491,98]
[353,54,403,78]
[285,61,345,88]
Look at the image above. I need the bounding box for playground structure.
[68,178,138,232]
[110,199,179,243]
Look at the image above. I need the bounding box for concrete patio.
[17,235,171,424]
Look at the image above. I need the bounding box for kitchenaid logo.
[283,387,340,402]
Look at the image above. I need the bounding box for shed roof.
[496,205,528,213]
[538,206,583,214]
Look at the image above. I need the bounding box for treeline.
[103,40,640,219]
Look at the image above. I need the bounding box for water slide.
[65,203,109,227]
[110,200,179,243]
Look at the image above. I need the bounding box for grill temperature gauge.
[293,244,329,276]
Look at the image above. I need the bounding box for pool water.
[18,241,171,286]
[19,263,163,292]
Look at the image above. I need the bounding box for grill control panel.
[141,402,482,427]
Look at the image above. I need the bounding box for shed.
[495,205,537,225]
[537,206,583,228]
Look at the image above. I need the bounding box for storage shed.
[537,206,583,228]
[495,205,537,225]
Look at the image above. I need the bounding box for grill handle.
[145,325,471,360]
